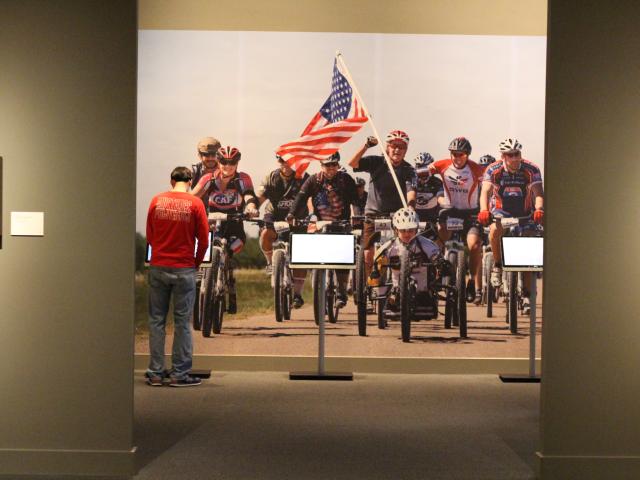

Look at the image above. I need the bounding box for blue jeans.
[147,266,196,380]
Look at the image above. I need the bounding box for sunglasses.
[199,151,216,157]
[322,162,340,168]
[451,152,467,158]
[504,152,521,158]
[218,158,239,166]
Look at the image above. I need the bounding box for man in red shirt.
[146,166,209,387]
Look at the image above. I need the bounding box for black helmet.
[320,151,340,165]
[478,154,496,167]
[448,136,472,154]
[355,177,366,187]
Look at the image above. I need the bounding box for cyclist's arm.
[306,197,314,216]
[190,173,213,198]
[348,143,370,169]
[479,181,493,211]
[531,183,544,211]
[289,176,314,217]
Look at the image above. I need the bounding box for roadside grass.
[135,269,313,335]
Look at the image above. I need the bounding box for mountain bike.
[201,212,258,337]
[354,215,395,336]
[311,219,353,325]
[492,214,543,334]
[266,220,295,323]
[439,208,473,339]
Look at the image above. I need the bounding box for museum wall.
[0,0,137,476]
[539,0,640,478]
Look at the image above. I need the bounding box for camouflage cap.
[197,136,221,153]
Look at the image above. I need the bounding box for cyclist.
[192,146,259,313]
[478,154,496,173]
[191,137,221,189]
[478,138,544,293]
[348,130,417,277]
[374,207,448,313]
[257,154,309,308]
[412,151,443,242]
[427,136,484,305]
[288,152,358,309]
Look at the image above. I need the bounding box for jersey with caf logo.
[483,159,542,217]
[201,170,256,213]
[430,159,484,210]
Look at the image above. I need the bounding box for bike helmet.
[478,154,496,167]
[355,177,366,187]
[197,136,221,154]
[498,138,523,153]
[448,136,472,154]
[392,207,419,230]
[320,151,340,165]
[414,152,435,169]
[216,146,241,163]
[385,130,410,146]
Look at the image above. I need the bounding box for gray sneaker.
[490,266,503,288]
[145,372,164,387]
[169,375,202,387]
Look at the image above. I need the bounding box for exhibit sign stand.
[498,236,543,384]
[288,232,355,381]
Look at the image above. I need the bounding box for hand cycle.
[438,208,471,338]
[200,212,258,337]
[354,214,395,336]
[310,219,353,325]
[492,214,543,334]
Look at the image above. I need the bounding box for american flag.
[276,59,368,177]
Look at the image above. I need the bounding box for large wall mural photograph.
[136,28,546,358]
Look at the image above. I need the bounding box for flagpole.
[336,51,407,209]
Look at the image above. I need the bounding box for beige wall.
[139,0,546,35]
[539,0,640,478]
[0,0,137,476]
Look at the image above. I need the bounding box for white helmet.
[498,138,523,153]
[392,207,419,230]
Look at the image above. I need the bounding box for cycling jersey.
[197,170,256,213]
[354,155,416,215]
[412,175,443,222]
[290,171,357,221]
[430,159,484,210]
[257,169,309,221]
[483,159,542,217]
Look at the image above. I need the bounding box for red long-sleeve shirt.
[146,191,209,268]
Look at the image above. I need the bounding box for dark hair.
[170,166,192,183]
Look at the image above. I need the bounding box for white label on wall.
[10,212,44,236]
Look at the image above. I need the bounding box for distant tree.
[235,237,267,269]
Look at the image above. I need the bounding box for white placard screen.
[290,233,356,269]
[145,231,214,265]
[501,237,544,272]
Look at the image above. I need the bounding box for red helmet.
[385,130,410,145]
[216,146,241,163]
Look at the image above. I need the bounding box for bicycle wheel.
[355,246,367,336]
[312,269,323,326]
[444,251,457,329]
[484,251,494,318]
[399,249,413,342]
[202,250,220,337]
[192,277,202,331]
[508,271,518,334]
[273,249,286,323]
[327,270,339,323]
[283,268,293,321]
[456,252,468,338]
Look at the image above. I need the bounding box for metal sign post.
[499,276,541,383]
[290,268,353,381]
